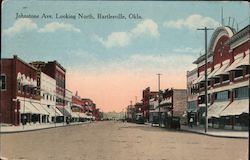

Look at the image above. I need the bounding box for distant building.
[187,68,199,125]
[142,87,158,121]
[149,88,187,125]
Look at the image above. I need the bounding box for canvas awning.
[220,99,249,116]
[31,102,49,115]
[213,63,230,77]
[207,101,230,118]
[225,57,244,72]
[71,111,80,118]
[79,112,87,118]
[199,70,212,82]
[57,107,71,117]
[55,108,63,116]
[19,101,40,114]
[42,104,57,116]
[208,65,220,79]
[239,53,249,66]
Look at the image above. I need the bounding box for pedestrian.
[189,117,193,128]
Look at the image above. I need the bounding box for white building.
[40,72,60,123]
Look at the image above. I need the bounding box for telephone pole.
[157,73,162,126]
[197,27,214,133]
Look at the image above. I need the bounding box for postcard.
[0,1,249,160]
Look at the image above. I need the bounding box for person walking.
[189,117,193,128]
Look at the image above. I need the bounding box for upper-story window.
[214,90,230,101]
[0,75,6,91]
[222,74,229,82]
[17,80,21,92]
[234,86,249,99]
[214,77,220,84]
[234,70,243,79]
[246,66,250,75]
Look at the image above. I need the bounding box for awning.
[42,104,57,116]
[19,101,40,114]
[57,107,71,117]
[239,54,249,66]
[55,108,63,116]
[225,57,244,72]
[220,99,249,116]
[207,101,230,118]
[199,69,212,82]
[71,111,80,118]
[31,102,49,115]
[193,72,204,84]
[213,63,230,77]
[79,112,87,118]
[160,99,172,106]
[208,65,220,79]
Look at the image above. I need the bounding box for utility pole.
[157,73,161,126]
[197,27,213,133]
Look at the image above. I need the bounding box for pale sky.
[2,0,249,112]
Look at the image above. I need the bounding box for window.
[17,81,21,92]
[214,90,230,101]
[0,75,6,90]
[214,77,220,84]
[234,70,243,79]
[234,86,249,99]
[47,95,49,100]
[246,66,250,75]
[23,85,27,94]
[222,74,229,82]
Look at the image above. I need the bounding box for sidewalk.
[180,125,249,139]
[0,121,92,134]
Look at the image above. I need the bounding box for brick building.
[149,88,187,125]
[31,61,67,122]
[0,55,48,125]
[142,87,158,121]
[189,25,249,130]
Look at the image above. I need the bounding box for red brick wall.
[0,56,38,125]
[0,59,15,124]
[232,41,249,57]
[213,36,231,66]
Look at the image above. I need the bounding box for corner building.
[189,25,249,130]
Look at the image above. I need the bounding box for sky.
[2,0,249,112]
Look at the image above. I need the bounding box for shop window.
[222,74,229,82]
[214,90,229,101]
[234,70,243,79]
[0,75,6,90]
[234,86,249,99]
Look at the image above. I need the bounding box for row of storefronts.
[187,25,249,131]
[0,55,101,126]
[126,87,187,125]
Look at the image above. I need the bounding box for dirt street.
[0,121,248,160]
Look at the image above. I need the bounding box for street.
[0,121,248,160]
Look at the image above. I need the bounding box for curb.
[0,121,92,134]
[180,129,249,139]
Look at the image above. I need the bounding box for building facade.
[189,25,249,130]
[0,56,47,125]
